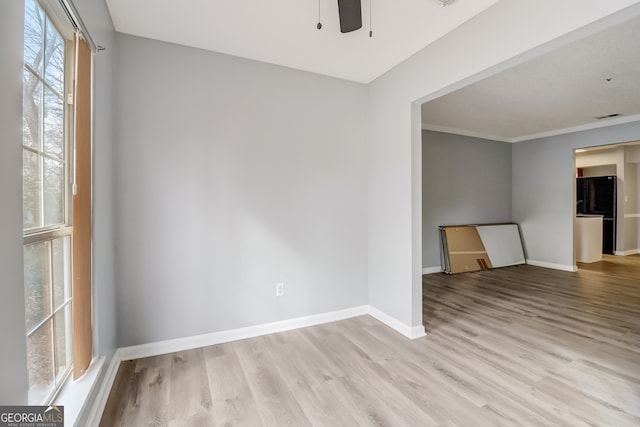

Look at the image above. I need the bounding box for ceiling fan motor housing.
[337,0,363,33]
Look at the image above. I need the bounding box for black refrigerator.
[576,176,616,254]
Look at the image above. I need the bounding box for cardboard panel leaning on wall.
[440,224,525,274]
[441,226,492,274]
[422,131,512,270]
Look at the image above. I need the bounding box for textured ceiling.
[421,14,640,142]
[105,0,498,83]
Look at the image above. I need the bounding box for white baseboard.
[422,266,442,274]
[83,350,122,427]
[119,306,369,361]
[367,306,426,339]
[86,304,426,423]
[117,306,426,362]
[117,305,426,361]
[615,249,640,256]
[526,259,578,272]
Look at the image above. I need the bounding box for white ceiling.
[105,0,498,83]
[422,14,640,142]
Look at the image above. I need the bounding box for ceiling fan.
[319,0,458,34]
[337,0,363,33]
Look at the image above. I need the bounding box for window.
[22,0,73,404]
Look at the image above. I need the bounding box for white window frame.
[22,0,76,405]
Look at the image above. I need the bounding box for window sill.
[54,356,105,426]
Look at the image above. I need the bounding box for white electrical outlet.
[276,282,285,297]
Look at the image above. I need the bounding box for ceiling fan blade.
[337,0,362,33]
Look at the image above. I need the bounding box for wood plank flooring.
[100,256,640,426]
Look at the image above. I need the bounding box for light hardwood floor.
[101,256,640,426]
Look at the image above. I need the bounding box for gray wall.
[513,121,640,268]
[0,0,29,404]
[623,161,638,251]
[114,34,369,347]
[422,131,512,268]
